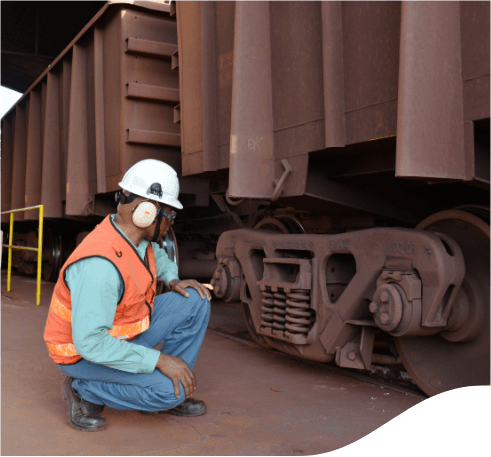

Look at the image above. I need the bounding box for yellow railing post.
[36,205,44,306]
[2,204,45,306]
[7,212,14,292]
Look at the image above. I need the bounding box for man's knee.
[147,380,186,411]
[185,289,210,322]
[188,288,210,305]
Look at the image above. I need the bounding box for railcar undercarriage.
[3,204,489,397]
[210,207,490,397]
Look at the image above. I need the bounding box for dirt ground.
[1,271,423,456]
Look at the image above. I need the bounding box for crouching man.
[44,159,211,431]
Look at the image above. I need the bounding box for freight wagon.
[2,0,489,397]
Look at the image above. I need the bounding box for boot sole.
[140,409,207,416]
[140,406,208,417]
[166,405,207,417]
[61,378,108,432]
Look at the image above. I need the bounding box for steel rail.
[207,324,426,399]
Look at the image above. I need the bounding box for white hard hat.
[119,159,183,210]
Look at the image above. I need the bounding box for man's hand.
[156,353,196,398]
[169,279,212,301]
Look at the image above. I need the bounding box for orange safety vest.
[44,215,157,364]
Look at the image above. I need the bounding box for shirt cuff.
[140,348,162,373]
[162,274,180,287]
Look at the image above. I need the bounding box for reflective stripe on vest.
[108,315,150,339]
[52,295,71,321]
[51,293,150,339]
[46,342,78,357]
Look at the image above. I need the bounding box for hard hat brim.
[118,182,183,210]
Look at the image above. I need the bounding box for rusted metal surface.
[270,2,324,134]
[24,89,43,218]
[460,1,490,82]
[2,2,183,218]
[94,26,107,194]
[175,1,205,175]
[175,1,218,176]
[199,1,219,174]
[120,6,181,171]
[211,220,489,395]
[11,103,27,221]
[321,1,346,148]
[342,1,401,145]
[220,227,454,346]
[41,71,63,218]
[1,117,14,224]
[174,0,488,207]
[303,165,426,224]
[229,1,275,199]
[396,1,465,180]
[66,44,91,216]
[395,209,490,395]
[3,1,489,221]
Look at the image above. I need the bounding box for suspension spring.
[272,291,288,330]
[260,287,315,339]
[285,289,315,338]
[260,288,275,328]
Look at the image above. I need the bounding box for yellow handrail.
[1,205,44,306]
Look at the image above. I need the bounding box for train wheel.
[162,226,179,265]
[241,299,270,349]
[253,215,306,234]
[42,227,63,282]
[394,208,490,396]
[156,226,179,295]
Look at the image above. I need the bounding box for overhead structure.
[1,1,107,93]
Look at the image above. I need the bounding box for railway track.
[207,301,426,399]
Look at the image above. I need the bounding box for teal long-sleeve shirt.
[65,214,179,374]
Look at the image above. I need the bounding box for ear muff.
[132,201,158,228]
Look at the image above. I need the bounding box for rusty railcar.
[1,1,489,397]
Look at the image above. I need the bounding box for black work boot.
[139,398,207,416]
[62,377,107,431]
[166,398,207,417]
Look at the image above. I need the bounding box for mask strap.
[116,191,140,204]
[151,208,164,243]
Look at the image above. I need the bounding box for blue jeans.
[60,289,210,411]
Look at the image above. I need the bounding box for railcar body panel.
[2,1,186,223]
[2,1,489,224]
[176,1,489,203]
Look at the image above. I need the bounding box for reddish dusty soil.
[1,272,423,455]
